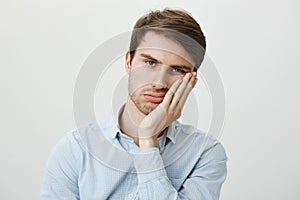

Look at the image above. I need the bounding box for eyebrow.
[140,53,194,72]
[140,53,162,64]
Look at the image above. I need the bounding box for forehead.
[136,31,195,67]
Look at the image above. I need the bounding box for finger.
[188,72,197,90]
[191,72,198,88]
[169,73,192,109]
[194,77,198,88]
[161,78,182,106]
[178,72,196,108]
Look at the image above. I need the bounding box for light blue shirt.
[40,118,227,199]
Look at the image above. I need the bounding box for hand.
[138,72,198,151]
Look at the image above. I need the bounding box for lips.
[144,93,165,103]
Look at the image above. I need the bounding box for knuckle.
[175,110,181,118]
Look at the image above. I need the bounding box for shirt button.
[128,193,134,199]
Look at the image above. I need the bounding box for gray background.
[1,0,299,199]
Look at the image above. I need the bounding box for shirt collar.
[164,120,180,144]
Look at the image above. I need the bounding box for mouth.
[144,93,165,104]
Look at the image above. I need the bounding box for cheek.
[166,74,185,86]
[128,66,158,94]
[128,69,149,96]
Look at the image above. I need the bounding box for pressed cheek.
[167,73,185,87]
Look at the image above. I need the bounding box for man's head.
[125,9,206,115]
[129,8,206,69]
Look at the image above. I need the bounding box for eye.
[171,67,187,74]
[146,60,156,66]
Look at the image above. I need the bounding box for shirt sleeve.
[133,142,227,200]
[40,133,81,200]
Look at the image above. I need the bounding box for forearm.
[133,142,226,200]
[134,148,182,200]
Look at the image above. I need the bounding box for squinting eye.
[171,67,187,74]
[146,60,156,66]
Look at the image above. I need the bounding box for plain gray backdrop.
[1,0,299,199]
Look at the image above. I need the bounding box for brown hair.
[129,8,206,69]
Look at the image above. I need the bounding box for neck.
[119,98,146,146]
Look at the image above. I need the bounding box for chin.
[141,102,159,115]
[130,94,159,115]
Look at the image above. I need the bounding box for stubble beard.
[129,92,158,115]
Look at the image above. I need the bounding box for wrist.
[139,137,158,151]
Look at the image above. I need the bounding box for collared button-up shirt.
[40,118,227,200]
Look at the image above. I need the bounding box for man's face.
[126,31,196,115]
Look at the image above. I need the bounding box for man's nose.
[151,66,169,88]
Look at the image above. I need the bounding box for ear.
[125,51,131,73]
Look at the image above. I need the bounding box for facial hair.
[129,87,168,115]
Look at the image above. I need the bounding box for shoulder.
[48,119,116,164]
[46,130,84,169]
[175,121,227,161]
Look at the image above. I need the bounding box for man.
[40,8,227,199]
